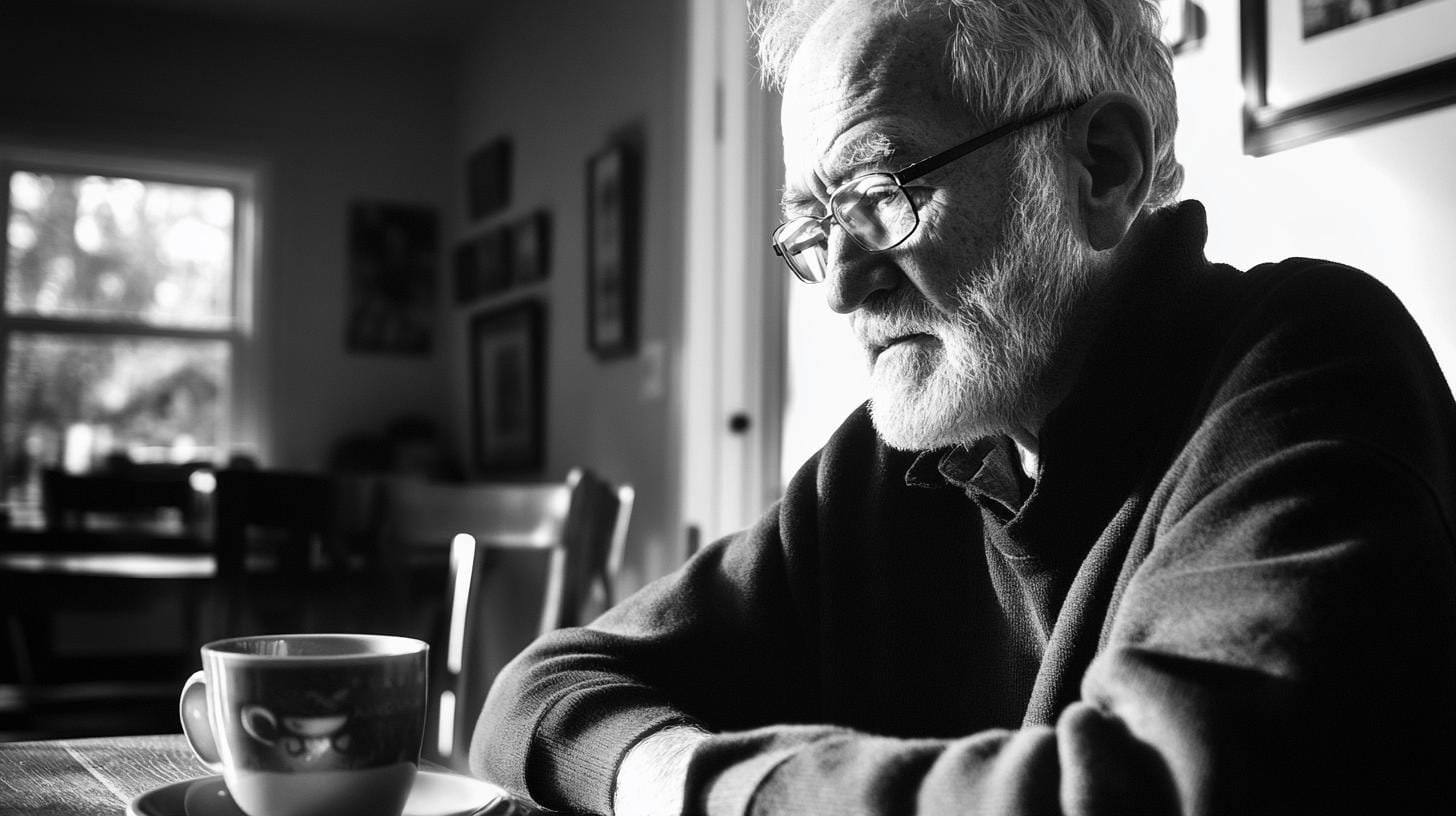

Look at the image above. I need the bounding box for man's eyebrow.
[824,132,900,186]
[780,188,818,216]
[780,133,902,215]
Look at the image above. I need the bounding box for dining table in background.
[0,543,220,709]
[0,733,530,815]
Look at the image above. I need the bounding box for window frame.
[0,143,263,483]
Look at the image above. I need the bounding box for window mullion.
[0,314,237,342]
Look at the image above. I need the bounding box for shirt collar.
[905,437,1030,519]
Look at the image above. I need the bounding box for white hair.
[752,0,1184,208]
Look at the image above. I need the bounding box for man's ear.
[1063,92,1154,250]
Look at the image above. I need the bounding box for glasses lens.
[832,174,917,250]
[773,217,830,283]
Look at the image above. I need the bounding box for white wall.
[1173,6,1456,380]
[0,4,457,471]
[451,0,688,593]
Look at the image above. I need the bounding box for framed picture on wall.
[454,229,512,304]
[1159,0,1206,55]
[345,202,437,355]
[467,137,512,219]
[586,141,639,359]
[1241,0,1456,155]
[470,301,545,474]
[453,243,478,304]
[476,228,513,296]
[511,210,552,285]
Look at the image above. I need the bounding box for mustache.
[850,295,945,349]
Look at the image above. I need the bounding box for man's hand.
[614,726,711,816]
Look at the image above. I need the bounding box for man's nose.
[823,229,898,314]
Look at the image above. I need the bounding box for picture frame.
[477,228,513,296]
[469,301,545,475]
[344,202,437,355]
[510,210,552,286]
[466,137,512,219]
[1241,0,1456,155]
[453,243,477,304]
[1160,0,1206,55]
[453,229,510,304]
[586,142,640,359]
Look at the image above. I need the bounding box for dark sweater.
[472,202,1456,815]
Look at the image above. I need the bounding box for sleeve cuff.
[527,682,700,814]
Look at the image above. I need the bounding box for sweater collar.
[905,200,1221,548]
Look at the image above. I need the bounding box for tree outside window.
[2,155,253,523]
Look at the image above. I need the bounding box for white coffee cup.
[180,633,428,816]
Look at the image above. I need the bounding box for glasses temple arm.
[894,101,1085,184]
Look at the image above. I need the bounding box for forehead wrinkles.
[784,4,962,169]
[823,4,957,103]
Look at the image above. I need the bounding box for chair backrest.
[212,468,340,572]
[41,466,203,535]
[376,468,631,770]
[211,469,341,634]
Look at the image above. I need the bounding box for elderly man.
[473,1,1456,813]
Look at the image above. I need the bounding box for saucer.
[128,769,515,816]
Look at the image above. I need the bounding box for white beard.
[865,149,1095,451]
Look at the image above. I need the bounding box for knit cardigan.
[472,202,1456,815]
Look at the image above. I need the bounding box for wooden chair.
[211,469,352,636]
[372,468,632,771]
[41,465,207,541]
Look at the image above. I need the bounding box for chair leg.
[3,613,34,685]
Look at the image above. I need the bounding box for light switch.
[640,339,666,402]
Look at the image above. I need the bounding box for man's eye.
[898,186,934,208]
[858,183,898,201]
[868,189,904,211]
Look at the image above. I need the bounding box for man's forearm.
[615,726,712,816]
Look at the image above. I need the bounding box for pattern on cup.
[220,661,424,773]
[241,704,352,764]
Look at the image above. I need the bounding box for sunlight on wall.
[1190,137,1426,344]
[780,279,869,485]
[1174,32,1456,386]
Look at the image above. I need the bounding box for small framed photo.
[453,243,479,304]
[1159,0,1206,55]
[586,142,639,359]
[478,228,512,296]
[510,210,551,286]
[466,137,512,219]
[469,301,545,475]
[1241,0,1456,155]
[453,230,510,304]
[345,202,437,355]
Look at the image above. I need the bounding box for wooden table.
[0,733,531,815]
[0,734,209,814]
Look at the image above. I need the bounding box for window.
[1,148,257,519]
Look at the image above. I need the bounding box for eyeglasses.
[771,102,1082,284]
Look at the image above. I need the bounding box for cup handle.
[179,670,224,772]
